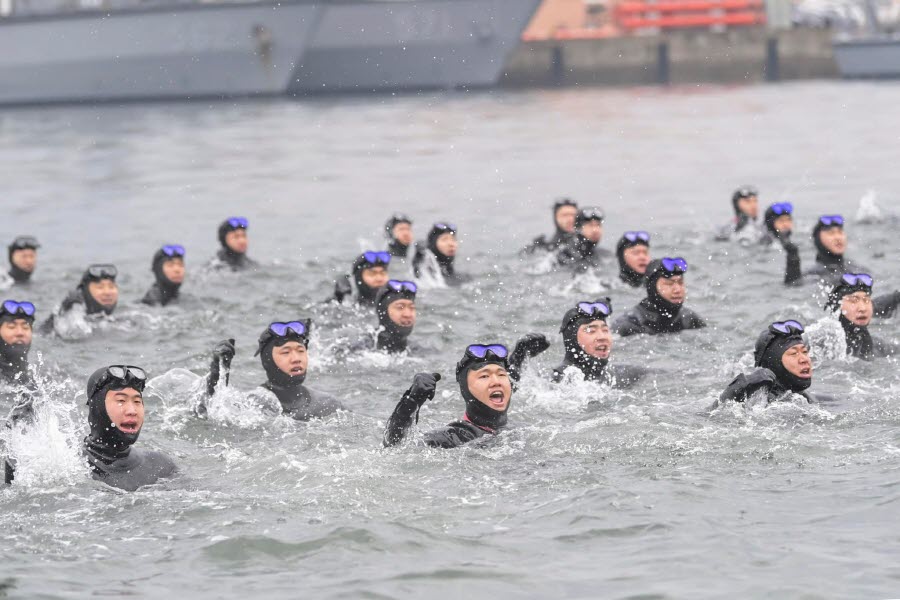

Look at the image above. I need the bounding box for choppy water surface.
[1,82,899,599]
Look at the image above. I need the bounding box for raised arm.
[383,372,440,448]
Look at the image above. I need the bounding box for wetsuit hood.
[763,205,791,239]
[732,186,758,217]
[385,214,413,256]
[643,260,683,321]
[0,312,32,383]
[753,329,811,393]
[455,349,509,431]
[825,278,872,313]
[616,236,649,287]
[150,249,182,303]
[427,225,456,275]
[78,267,117,315]
[7,237,39,284]
[85,367,141,460]
[352,254,386,304]
[375,284,415,352]
[559,298,611,380]
[812,221,844,265]
[258,322,310,387]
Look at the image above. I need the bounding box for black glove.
[513,333,551,359]
[207,338,236,396]
[780,238,799,254]
[720,368,776,403]
[405,372,442,406]
[334,276,353,303]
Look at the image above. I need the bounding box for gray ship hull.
[291,0,541,93]
[834,38,900,78]
[0,2,320,105]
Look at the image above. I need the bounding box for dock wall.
[502,28,838,88]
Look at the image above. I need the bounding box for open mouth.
[118,421,140,434]
[487,390,506,407]
[594,344,610,356]
[798,367,812,378]
[290,367,305,376]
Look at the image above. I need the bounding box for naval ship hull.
[834,37,900,78]
[0,2,320,106]
[290,0,541,93]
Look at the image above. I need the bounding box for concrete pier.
[502,28,838,88]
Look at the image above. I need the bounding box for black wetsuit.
[840,316,898,360]
[215,247,254,271]
[718,368,827,406]
[616,236,649,288]
[7,263,32,285]
[383,399,492,449]
[413,228,468,286]
[557,234,612,272]
[41,279,116,334]
[333,254,385,306]
[613,299,705,336]
[84,439,178,492]
[0,342,30,386]
[872,291,900,318]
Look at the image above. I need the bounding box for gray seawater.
[1,81,899,599]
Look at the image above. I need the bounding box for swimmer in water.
[382,336,547,448]
[3,236,40,288]
[413,223,468,286]
[715,185,766,245]
[717,320,830,406]
[141,245,185,307]
[199,320,344,421]
[782,214,870,286]
[612,258,705,336]
[524,198,578,254]
[384,214,424,277]
[41,264,118,333]
[0,300,35,387]
[333,251,391,306]
[762,202,794,246]
[372,280,418,354]
[825,274,898,360]
[616,231,651,287]
[552,299,646,387]
[211,217,255,271]
[5,365,178,490]
[557,207,611,272]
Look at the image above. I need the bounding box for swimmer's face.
[435,232,458,257]
[104,387,144,436]
[272,341,308,378]
[840,291,873,326]
[576,319,611,360]
[580,220,603,243]
[555,205,578,233]
[387,299,416,328]
[773,215,793,233]
[781,343,812,380]
[362,266,389,289]
[0,319,32,346]
[818,227,846,255]
[88,279,118,307]
[656,275,685,305]
[225,229,248,254]
[10,248,37,273]
[737,196,759,219]
[623,245,650,274]
[466,363,511,412]
[162,257,185,284]
[392,223,413,246]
